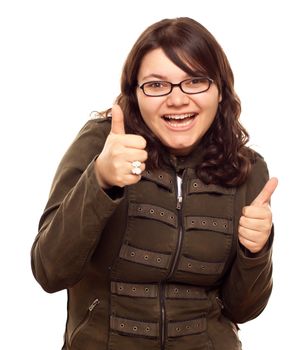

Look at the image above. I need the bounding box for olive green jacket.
[31,117,273,350]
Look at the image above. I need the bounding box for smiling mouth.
[162,113,197,127]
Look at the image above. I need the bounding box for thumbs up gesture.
[238,177,278,253]
[94,104,148,188]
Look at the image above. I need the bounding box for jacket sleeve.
[220,155,274,324]
[31,118,123,293]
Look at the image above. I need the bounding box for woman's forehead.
[138,47,208,78]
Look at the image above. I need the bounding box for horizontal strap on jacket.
[165,284,208,300]
[178,256,225,275]
[168,317,207,337]
[111,282,208,300]
[129,203,178,228]
[188,180,236,195]
[185,216,233,234]
[110,315,159,338]
[119,244,171,269]
[142,170,174,191]
[111,281,158,298]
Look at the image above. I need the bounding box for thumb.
[111,104,125,134]
[251,177,278,206]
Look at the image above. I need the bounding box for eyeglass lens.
[142,77,211,96]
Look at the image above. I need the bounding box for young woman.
[31,17,277,350]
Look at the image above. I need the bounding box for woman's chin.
[166,143,196,156]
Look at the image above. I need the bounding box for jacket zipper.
[159,284,166,350]
[167,174,184,279]
[68,298,100,347]
[159,174,184,350]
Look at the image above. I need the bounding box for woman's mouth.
[162,113,197,128]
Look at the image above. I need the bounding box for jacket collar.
[167,143,204,173]
[141,144,204,191]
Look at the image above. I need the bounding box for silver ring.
[131,161,142,175]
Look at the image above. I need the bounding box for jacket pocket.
[67,298,100,348]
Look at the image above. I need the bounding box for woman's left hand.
[238,178,278,254]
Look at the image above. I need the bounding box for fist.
[94,104,148,188]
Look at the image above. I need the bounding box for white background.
[1,0,305,349]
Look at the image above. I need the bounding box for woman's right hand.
[94,104,148,189]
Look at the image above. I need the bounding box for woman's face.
[136,48,222,156]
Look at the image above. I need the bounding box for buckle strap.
[168,317,207,337]
[111,281,158,298]
[165,284,208,300]
[188,180,236,195]
[119,244,171,269]
[178,256,225,275]
[110,316,207,338]
[129,203,178,228]
[185,216,233,234]
[110,281,208,300]
[110,316,159,337]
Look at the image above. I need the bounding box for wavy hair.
[103,17,255,186]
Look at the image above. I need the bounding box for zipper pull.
[176,175,183,210]
[89,298,100,311]
[216,296,224,309]
[176,196,182,209]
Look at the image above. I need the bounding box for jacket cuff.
[85,160,125,214]
[238,225,274,266]
[92,156,125,201]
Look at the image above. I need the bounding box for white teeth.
[163,113,195,120]
[168,119,192,127]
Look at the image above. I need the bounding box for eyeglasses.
[138,77,213,97]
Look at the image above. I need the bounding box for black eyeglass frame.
[138,77,214,97]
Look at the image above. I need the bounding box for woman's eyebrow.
[140,73,200,81]
[141,73,167,81]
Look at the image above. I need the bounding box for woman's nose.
[166,87,190,107]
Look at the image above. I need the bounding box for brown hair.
[104,17,254,186]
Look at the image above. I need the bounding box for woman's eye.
[189,78,203,85]
[147,81,166,89]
